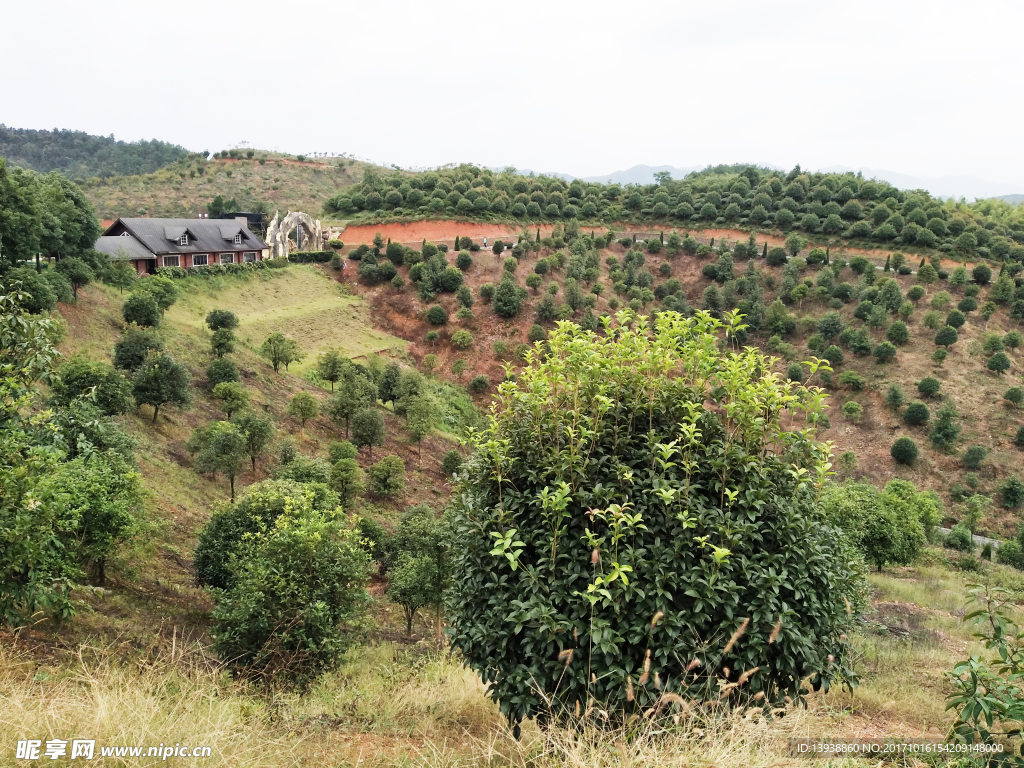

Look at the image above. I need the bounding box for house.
[94,217,270,274]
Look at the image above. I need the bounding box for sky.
[5,0,1024,191]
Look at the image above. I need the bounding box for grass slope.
[82,154,376,220]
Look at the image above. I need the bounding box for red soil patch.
[339,221,564,247]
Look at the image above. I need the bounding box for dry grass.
[1,635,872,768]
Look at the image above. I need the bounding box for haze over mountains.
[517,163,1024,203]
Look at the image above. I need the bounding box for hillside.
[334,222,1024,540]
[6,258,1024,765]
[323,164,1024,266]
[81,152,382,220]
[0,124,189,179]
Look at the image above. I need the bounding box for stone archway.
[265,210,324,259]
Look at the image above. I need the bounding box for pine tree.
[660,231,664,244]
[884,256,891,271]
[825,247,830,264]
[762,243,768,258]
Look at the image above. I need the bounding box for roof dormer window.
[234,233,242,245]
[179,233,189,246]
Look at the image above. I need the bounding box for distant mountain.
[0,125,190,179]
[996,194,1024,205]
[816,165,1024,202]
[578,164,701,185]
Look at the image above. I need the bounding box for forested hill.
[0,125,190,180]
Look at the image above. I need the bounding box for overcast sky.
[5,0,1023,189]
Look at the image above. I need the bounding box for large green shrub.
[194,479,339,589]
[210,502,371,687]
[820,481,927,571]
[122,292,160,327]
[51,358,132,416]
[367,455,406,496]
[447,311,865,731]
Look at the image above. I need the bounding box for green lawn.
[166,265,406,374]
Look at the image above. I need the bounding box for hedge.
[156,259,287,279]
[287,251,333,263]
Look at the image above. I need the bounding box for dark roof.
[94,235,155,261]
[100,217,268,255]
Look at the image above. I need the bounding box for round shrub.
[1004,387,1024,408]
[205,309,239,331]
[1001,477,1024,509]
[1016,425,1024,448]
[822,345,844,366]
[451,329,473,349]
[367,455,406,497]
[903,401,930,426]
[468,374,489,394]
[194,479,339,590]
[842,401,863,423]
[479,283,495,303]
[987,352,1011,374]
[932,348,948,364]
[935,326,959,347]
[122,293,160,327]
[447,314,865,731]
[426,305,448,325]
[997,540,1024,569]
[210,501,371,687]
[946,309,966,329]
[328,440,358,462]
[527,324,547,343]
[206,358,239,386]
[944,522,973,552]
[886,321,909,345]
[456,251,473,270]
[873,341,897,363]
[441,449,463,476]
[916,377,941,397]
[962,445,986,470]
[786,363,804,382]
[424,330,439,344]
[891,436,919,465]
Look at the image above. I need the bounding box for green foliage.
[838,371,864,391]
[962,445,986,470]
[492,276,525,318]
[441,449,463,476]
[935,325,959,347]
[987,352,1012,374]
[842,401,863,423]
[351,409,385,459]
[205,309,239,331]
[891,436,919,465]
[286,392,319,427]
[885,384,904,411]
[944,523,973,552]
[451,329,472,349]
[134,275,178,313]
[206,358,239,386]
[51,358,132,416]
[903,401,930,426]
[367,455,406,497]
[1000,477,1024,509]
[873,341,897,362]
[785,363,803,382]
[886,321,910,345]
[1004,387,1024,408]
[210,502,371,687]
[426,305,448,325]
[132,353,191,423]
[468,374,489,394]
[212,382,250,418]
[821,481,927,572]
[186,421,246,501]
[121,292,160,327]
[210,328,235,358]
[916,377,941,398]
[113,326,163,371]
[260,332,303,373]
[387,506,453,636]
[329,459,363,506]
[448,311,864,728]
[929,401,961,452]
